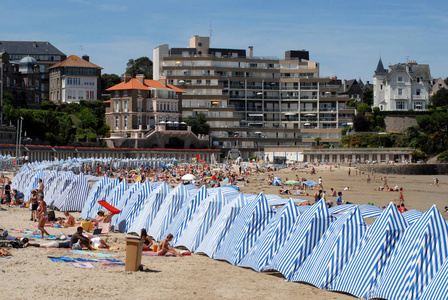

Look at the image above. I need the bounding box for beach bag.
[26,202,30,208]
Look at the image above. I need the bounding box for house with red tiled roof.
[104,74,209,149]
[48,55,102,104]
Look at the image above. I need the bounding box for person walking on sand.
[37,197,50,239]
[318,177,323,190]
[399,187,405,205]
[158,233,181,257]
[29,190,39,222]
[37,179,44,199]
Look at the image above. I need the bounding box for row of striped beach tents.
[11,161,448,299]
[78,176,448,300]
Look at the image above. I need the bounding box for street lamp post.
[17,117,23,164]
[0,58,3,126]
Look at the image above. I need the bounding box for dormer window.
[398,76,403,82]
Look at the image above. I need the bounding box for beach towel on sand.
[72,263,96,268]
[48,256,76,262]
[142,252,191,257]
[67,250,115,257]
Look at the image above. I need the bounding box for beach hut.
[369,205,448,300]
[166,186,208,244]
[86,178,120,219]
[214,192,275,266]
[402,209,423,225]
[175,189,231,252]
[239,198,300,272]
[329,204,383,219]
[329,203,409,298]
[291,207,366,288]
[47,171,76,208]
[267,200,333,281]
[125,182,171,234]
[117,181,164,233]
[53,173,90,212]
[196,193,251,258]
[23,169,44,204]
[419,256,448,300]
[105,179,129,208]
[147,183,198,241]
[111,181,140,228]
[80,176,110,220]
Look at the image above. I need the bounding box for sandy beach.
[1,164,447,300]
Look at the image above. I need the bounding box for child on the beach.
[399,187,404,205]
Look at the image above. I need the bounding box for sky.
[1,0,447,82]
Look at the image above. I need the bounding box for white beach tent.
[196,193,252,258]
[47,171,75,208]
[267,199,333,281]
[291,207,366,288]
[329,203,408,299]
[53,173,90,212]
[419,256,448,300]
[111,181,140,228]
[80,176,110,219]
[147,183,197,241]
[238,198,300,272]
[116,181,164,233]
[127,182,172,235]
[87,178,120,219]
[214,192,275,266]
[369,205,448,300]
[105,179,129,209]
[166,186,208,244]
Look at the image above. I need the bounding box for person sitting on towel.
[158,233,181,257]
[70,227,93,250]
[89,236,110,249]
[58,211,76,227]
[140,228,153,251]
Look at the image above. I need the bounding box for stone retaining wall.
[357,164,448,175]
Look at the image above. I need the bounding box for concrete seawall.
[358,164,448,175]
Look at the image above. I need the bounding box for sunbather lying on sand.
[58,211,76,227]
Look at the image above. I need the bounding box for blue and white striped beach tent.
[215,192,275,266]
[419,255,448,300]
[147,183,198,241]
[196,193,252,258]
[369,205,448,300]
[239,198,300,272]
[45,171,63,207]
[329,203,409,299]
[175,189,232,252]
[126,182,172,234]
[47,172,76,208]
[43,170,58,195]
[402,209,423,225]
[86,178,120,219]
[53,173,90,211]
[23,169,44,203]
[329,204,383,219]
[291,207,366,289]
[167,186,208,244]
[105,179,129,209]
[111,181,140,228]
[80,176,110,219]
[117,181,165,233]
[267,200,333,280]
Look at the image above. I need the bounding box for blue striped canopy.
[54,173,90,212]
[47,172,75,208]
[196,193,251,258]
[419,255,448,300]
[329,204,383,219]
[167,186,208,244]
[329,203,409,298]
[215,192,275,266]
[111,181,140,228]
[23,169,44,204]
[117,181,164,233]
[267,199,333,280]
[87,178,120,219]
[402,209,423,225]
[126,182,171,234]
[239,198,300,272]
[369,205,448,300]
[175,189,231,252]
[105,179,129,209]
[80,176,110,219]
[291,207,366,288]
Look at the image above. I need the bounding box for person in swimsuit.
[140,228,153,251]
[30,190,39,221]
[37,197,50,239]
[37,179,44,200]
[58,211,76,227]
[158,233,181,257]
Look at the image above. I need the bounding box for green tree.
[356,103,372,115]
[185,113,210,135]
[431,88,448,107]
[361,89,373,106]
[126,57,153,79]
[444,77,448,86]
[101,73,121,94]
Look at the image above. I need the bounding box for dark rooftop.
[0,41,65,56]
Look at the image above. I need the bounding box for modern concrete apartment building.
[154,36,354,157]
[0,41,66,100]
[48,55,102,104]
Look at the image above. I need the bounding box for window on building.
[206,79,211,85]
[398,89,403,96]
[123,100,128,112]
[138,100,142,112]
[35,95,39,104]
[115,116,119,130]
[138,116,142,126]
[398,76,403,82]
[6,77,10,88]
[114,100,120,112]
[417,77,420,83]
[396,101,405,110]
[416,89,421,96]
[380,84,383,90]
[90,91,94,99]
[123,116,128,130]
[414,102,423,110]
[196,79,202,85]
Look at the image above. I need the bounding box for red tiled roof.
[48,55,103,69]
[106,78,186,93]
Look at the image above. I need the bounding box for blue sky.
[1,0,447,82]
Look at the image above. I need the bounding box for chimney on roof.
[248,46,253,59]
[123,74,132,83]
[136,74,145,84]
[82,55,89,62]
[159,76,167,87]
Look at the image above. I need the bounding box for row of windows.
[114,115,179,130]
[67,78,81,86]
[65,67,97,76]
